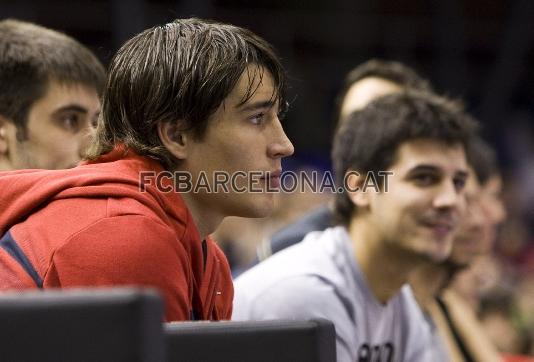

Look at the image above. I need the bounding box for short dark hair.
[87,18,286,170]
[466,137,499,185]
[332,92,479,225]
[332,59,433,125]
[0,19,106,138]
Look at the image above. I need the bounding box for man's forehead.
[29,79,101,118]
[227,66,277,108]
[393,139,467,172]
[47,78,99,94]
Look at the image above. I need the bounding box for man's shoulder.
[241,227,347,283]
[234,227,355,312]
[25,191,173,241]
[266,206,334,257]
[50,214,188,271]
[233,266,348,322]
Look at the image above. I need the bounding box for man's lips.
[420,219,456,239]
[261,170,282,188]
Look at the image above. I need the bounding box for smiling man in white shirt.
[234,92,478,362]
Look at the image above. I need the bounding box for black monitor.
[165,319,336,362]
[0,288,165,362]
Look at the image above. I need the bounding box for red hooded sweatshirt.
[0,146,233,321]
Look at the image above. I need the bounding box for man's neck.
[409,262,448,309]
[180,192,224,240]
[349,218,423,304]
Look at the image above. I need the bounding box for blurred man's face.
[477,175,506,259]
[480,174,506,234]
[449,168,486,266]
[0,80,100,170]
[339,77,402,119]
[450,172,506,267]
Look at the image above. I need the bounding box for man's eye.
[413,174,437,186]
[453,177,466,191]
[91,116,99,129]
[60,113,81,131]
[249,113,265,125]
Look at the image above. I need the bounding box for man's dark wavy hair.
[87,18,286,170]
[332,91,479,225]
[332,59,433,127]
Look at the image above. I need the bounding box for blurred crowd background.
[2,0,533,355]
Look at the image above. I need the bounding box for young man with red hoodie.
[0,18,294,321]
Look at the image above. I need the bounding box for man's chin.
[426,240,454,263]
[231,198,275,219]
[436,258,470,290]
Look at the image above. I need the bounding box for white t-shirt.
[234,226,447,362]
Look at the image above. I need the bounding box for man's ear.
[345,170,372,208]
[157,120,189,160]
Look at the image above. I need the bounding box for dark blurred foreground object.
[165,318,336,362]
[0,287,335,362]
[0,288,165,362]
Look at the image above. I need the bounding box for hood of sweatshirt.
[0,146,192,237]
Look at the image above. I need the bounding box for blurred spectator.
[0,19,105,170]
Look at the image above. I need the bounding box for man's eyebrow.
[406,164,469,179]
[238,100,275,112]
[51,104,89,116]
[406,164,441,174]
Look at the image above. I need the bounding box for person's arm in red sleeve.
[45,215,193,321]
